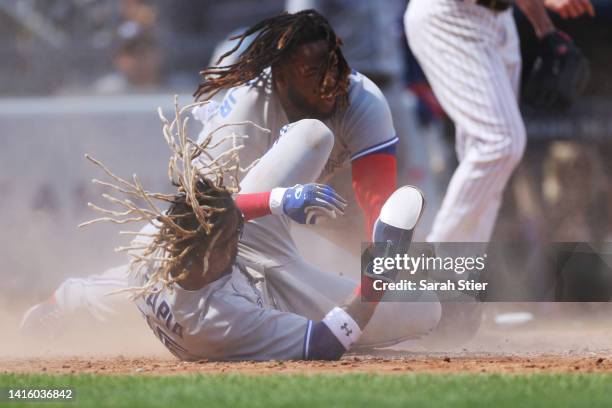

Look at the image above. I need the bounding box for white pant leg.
[499,10,522,99]
[50,222,162,322]
[405,0,526,242]
[264,257,441,347]
[53,264,133,322]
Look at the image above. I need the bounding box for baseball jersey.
[131,261,311,361]
[192,69,398,183]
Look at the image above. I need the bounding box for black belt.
[475,0,512,11]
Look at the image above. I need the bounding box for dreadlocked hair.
[194,9,351,107]
[79,96,269,298]
[155,177,239,285]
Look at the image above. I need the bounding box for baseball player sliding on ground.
[21,10,441,347]
[404,0,593,243]
[89,102,432,361]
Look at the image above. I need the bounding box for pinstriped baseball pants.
[405,0,526,242]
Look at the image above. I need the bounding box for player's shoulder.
[335,70,391,125]
[346,70,388,108]
[217,81,265,119]
[337,70,391,123]
[329,70,396,152]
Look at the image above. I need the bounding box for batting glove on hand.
[269,183,347,224]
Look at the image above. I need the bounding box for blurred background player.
[405,0,593,244]
[404,0,595,340]
[93,25,160,94]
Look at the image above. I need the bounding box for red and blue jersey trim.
[350,135,399,161]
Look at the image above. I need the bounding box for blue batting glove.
[269,183,348,224]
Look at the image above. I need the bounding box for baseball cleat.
[365,186,426,283]
[372,185,425,249]
[19,297,65,340]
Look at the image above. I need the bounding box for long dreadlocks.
[194,9,351,107]
[80,97,267,297]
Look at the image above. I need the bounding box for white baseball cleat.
[372,185,425,245]
[378,185,425,231]
[19,298,65,340]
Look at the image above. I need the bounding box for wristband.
[321,307,362,350]
[269,188,287,215]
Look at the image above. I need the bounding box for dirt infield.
[3,353,612,375]
[4,304,612,376]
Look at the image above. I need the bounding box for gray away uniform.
[131,73,441,360]
[53,70,441,360]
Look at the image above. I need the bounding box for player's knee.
[288,119,334,156]
[500,136,526,172]
[505,123,527,168]
[486,125,526,172]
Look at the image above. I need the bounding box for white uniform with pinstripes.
[405,0,526,242]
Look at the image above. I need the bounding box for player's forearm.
[341,291,379,330]
[516,0,555,38]
[308,186,422,360]
[307,274,389,360]
[308,296,379,361]
[307,253,392,361]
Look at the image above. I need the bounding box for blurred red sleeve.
[351,153,398,239]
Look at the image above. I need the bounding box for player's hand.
[270,183,347,224]
[544,0,595,18]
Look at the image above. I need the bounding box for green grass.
[1,373,611,408]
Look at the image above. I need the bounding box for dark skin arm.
[341,292,379,330]
[341,252,387,330]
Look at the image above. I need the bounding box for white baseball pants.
[405,0,526,242]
